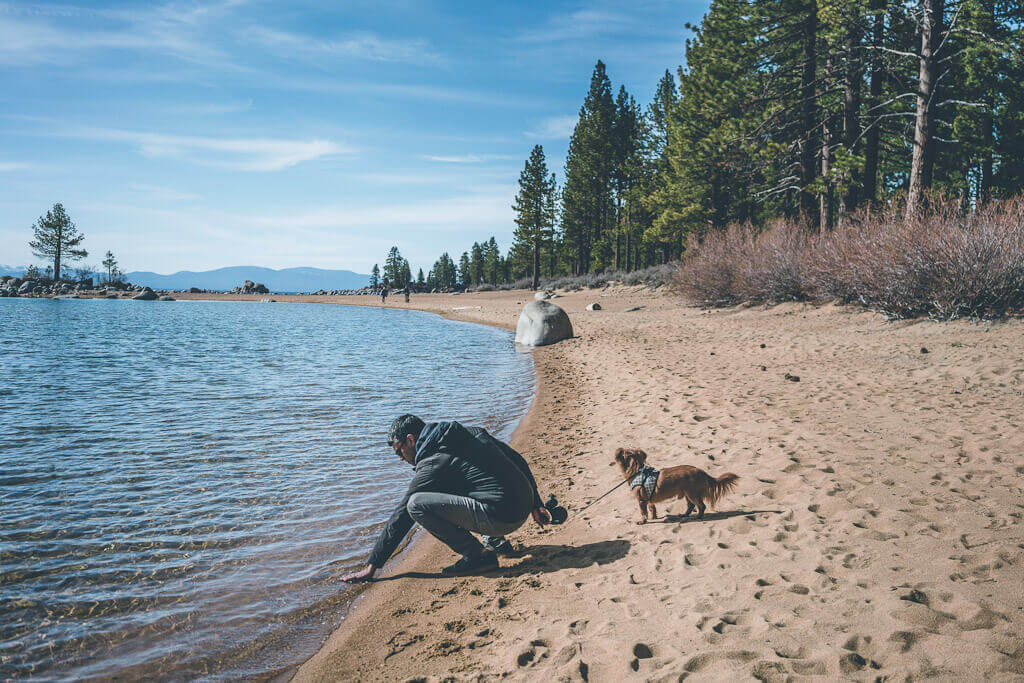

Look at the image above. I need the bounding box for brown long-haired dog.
[614,448,739,524]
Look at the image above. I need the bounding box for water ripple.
[0,299,534,679]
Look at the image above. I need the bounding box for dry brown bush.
[674,220,813,307]
[674,196,1024,319]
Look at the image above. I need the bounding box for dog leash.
[570,479,629,517]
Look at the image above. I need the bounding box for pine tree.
[400,259,412,287]
[469,242,484,285]
[651,0,763,255]
[483,237,500,284]
[610,85,643,270]
[458,252,471,288]
[441,253,458,289]
[370,264,380,288]
[544,174,561,276]
[102,251,119,284]
[416,268,425,286]
[861,0,887,204]
[562,60,616,274]
[383,247,403,286]
[640,70,679,264]
[29,203,86,281]
[906,0,946,217]
[512,145,556,288]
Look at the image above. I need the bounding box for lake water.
[0,299,534,679]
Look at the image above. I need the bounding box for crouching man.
[343,414,550,580]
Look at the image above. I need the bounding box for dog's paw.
[637,519,647,525]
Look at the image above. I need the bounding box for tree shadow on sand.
[649,509,782,524]
[371,539,631,582]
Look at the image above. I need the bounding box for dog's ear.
[621,449,642,477]
[633,449,647,465]
[613,447,626,465]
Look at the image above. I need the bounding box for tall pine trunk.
[614,198,621,270]
[532,234,540,290]
[820,113,833,234]
[840,14,863,225]
[624,206,631,272]
[907,0,944,218]
[862,0,885,204]
[981,93,994,203]
[800,0,819,221]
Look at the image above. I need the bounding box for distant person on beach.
[342,414,550,580]
[380,281,388,303]
[403,285,410,303]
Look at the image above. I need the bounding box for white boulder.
[515,300,573,346]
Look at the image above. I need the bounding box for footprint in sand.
[567,619,588,636]
[838,652,880,674]
[791,659,828,675]
[889,630,918,652]
[516,639,550,667]
[890,602,957,634]
[684,650,758,674]
[628,643,654,671]
[750,660,788,682]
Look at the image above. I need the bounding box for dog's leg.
[637,500,649,525]
[684,501,695,517]
[697,501,706,520]
[649,504,658,519]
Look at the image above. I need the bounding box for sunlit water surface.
[0,299,533,679]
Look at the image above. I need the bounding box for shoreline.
[174,291,540,681]
[185,290,1024,679]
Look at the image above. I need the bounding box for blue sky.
[1,0,709,275]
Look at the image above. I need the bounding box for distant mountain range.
[0,265,370,293]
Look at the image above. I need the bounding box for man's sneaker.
[483,536,516,556]
[441,550,499,576]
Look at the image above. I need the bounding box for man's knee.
[406,492,432,520]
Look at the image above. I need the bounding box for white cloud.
[0,1,244,68]
[425,154,482,163]
[73,128,349,171]
[245,26,440,64]
[422,154,520,164]
[267,75,536,107]
[514,8,639,44]
[0,161,32,171]
[526,115,578,139]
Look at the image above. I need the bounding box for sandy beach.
[183,288,1024,680]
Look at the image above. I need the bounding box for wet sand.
[183,289,1024,680]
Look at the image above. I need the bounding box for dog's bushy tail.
[705,473,739,509]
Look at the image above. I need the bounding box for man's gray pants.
[407,492,526,557]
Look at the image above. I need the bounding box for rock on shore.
[0,274,143,298]
[515,300,573,346]
[231,280,270,295]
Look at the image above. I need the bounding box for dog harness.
[630,466,660,501]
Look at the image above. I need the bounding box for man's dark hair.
[388,414,425,444]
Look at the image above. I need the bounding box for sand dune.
[183,289,1024,680]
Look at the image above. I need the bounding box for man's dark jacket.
[368,421,542,567]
